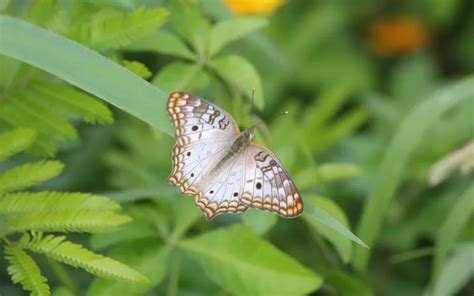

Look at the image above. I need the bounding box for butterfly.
[167,91,303,220]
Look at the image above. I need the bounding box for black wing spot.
[192,125,198,131]
[190,173,194,177]
[186,151,191,156]
[233,192,238,197]
[210,190,214,194]
[256,182,262,189]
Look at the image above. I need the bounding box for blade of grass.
[430,184,474,292]
[352,76,474,272]
[0,16,172,136]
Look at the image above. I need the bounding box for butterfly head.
[243,126,256,142]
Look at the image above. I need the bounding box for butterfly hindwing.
[195,152,248,219]
[240,145,303,218]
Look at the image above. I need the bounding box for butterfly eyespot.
[233,192,238,197]
[210,190,214,194]
[256,182,262,189]
[192,125,198,131]
[191,173,194,177]
[186,152,191,156]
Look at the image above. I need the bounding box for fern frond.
[4,244,50,296]
[28,134,57,157]
[0,128,37,161]
[5,210,131,234]
[0,161,64,193]
[0,94,77,141]
[80,7,168,50]
[121,60,152,79]
[24,234,149,283]
[27,81,113,124]
[0,191,121,215]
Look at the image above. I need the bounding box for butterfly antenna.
[253,111,288,127]
[249,87,256,127]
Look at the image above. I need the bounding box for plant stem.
[166,251,182,296]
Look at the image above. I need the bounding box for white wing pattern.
[167,91,303,219]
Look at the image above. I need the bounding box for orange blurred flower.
[222,0,285,15]
[368,16,430,56]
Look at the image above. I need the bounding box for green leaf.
[179,225,322,296]
[0,93,78,141]
[209,54,264,110]
[208,16,268,56]
[430,184,474,290]
[0,128,37,161]
[303,195,352,263]
[121,60,151,79]
[303,197,367,249]
[24,234,149,283]
[170,0,210,56]
[310,108,369,151]
[89,221,156,251]
[77,7,169,51]
[0,16,173,136]
[152,62,208,93]
[432,243,474,296]
[0,191,121,215]
[4,243,50,296]
[324,270,373,296]
[241,209,278,235]
[5,211,131,234]
[353,76,474,272]
[27,81,113,124]
[0,161,64,193]
[126,30,196,60]
[295,163,362,191]
[170,197,202,241]
[87,243,171,296]
[316,163,362,181]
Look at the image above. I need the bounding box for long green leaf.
[5,211,131,234]
[0,161,64,193]
[431,243,474,296]
[303,197,367,249]
[353,76,474,272]
[179,225,322,296]
[0,128,37,161]
[430,184,474,291]
[0,16,172,136]
[24,234,149,283]
[303,195,353,263]
[0,191,121,215]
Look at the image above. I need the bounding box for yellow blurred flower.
[222,0,285,15]
[368,16,430,56]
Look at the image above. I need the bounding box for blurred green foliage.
[1,0,473,295]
